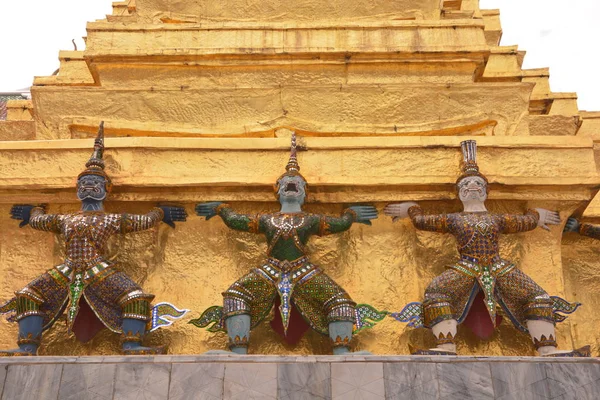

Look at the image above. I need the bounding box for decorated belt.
[460,254,502,265]
[451,256,514,277]
[64,256,105,271]
[259,257,318,284]
[266,256,309,272]
[56,260,112,281]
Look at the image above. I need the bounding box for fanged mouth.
[79,186,101,193]
[285,182,298,193]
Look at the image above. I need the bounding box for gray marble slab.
[224,362,277,399]
[1,354,600,400]
[384,362,438,400]
[490,362,550,400]
[113,363,171,400]
[278,362,331,400]
[168,362,225,400]
[545,362,600,400]
[58,363,116,400]
[331,362,385,399]
[2,364,62,400]
[0,365,6,398]
[437,362,494,399]
[1,354,599,365]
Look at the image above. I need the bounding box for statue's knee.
[423,298,454,328]
[15,289,45,321]
[524,294,554,322]
[326,302,355,323]
[119,292,154,322]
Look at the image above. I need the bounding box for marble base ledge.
[0,355,598,400]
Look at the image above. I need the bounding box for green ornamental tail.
[0,298,17,321]
[353,304,388,334]
[189,305,226,333]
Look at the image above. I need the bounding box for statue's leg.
[1,287,48,356]
[121,318,164,354]
[0,315,43,356]
[220,269,275,355]
[526,319,590,357]
[225,314,251,354]
[431,319,458,353]
[306,273,362,355]
[328,320,354,355]
[526,319,558,355]
[121,293,164,355]
[497,269,589,357]
[416,269,474,355]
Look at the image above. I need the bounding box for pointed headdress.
[456,140,488,184]
[77,122,112,191]
[274,132,307,195]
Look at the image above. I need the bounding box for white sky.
[0,0,598,110]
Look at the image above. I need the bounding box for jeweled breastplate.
[266,213,310,260]
[62,213,118,270]
[270,214,306,237]
[455,213,501,262]
[452,213,514,325]
[262,213,318,333]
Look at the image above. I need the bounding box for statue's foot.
[412,347,457,356]
[122,345,165,355]
[333,349,373,356]
[542,345,591,358]
[349,350,372,355]
[204,350,236,355]
[0,348,36,357]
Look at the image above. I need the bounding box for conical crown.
[274,131,307,197]
[77,122,112,188]
[456,140,488,184]
[86,121,106,171]
[285,131,300,173]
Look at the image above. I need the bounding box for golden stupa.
[0,0,599,356]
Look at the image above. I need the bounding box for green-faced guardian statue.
[191,133,386,354]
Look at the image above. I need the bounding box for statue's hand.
[535,208,561,231]
[195,202,224,221]
[10,204,37,228]
[384,202,418,222]
[348,205,378,226]
[159,206,187,228]
[563,217,580,233]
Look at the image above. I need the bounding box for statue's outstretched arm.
[121,206,186,233]
[499,208,559,234]
[317,205,377,236]
[579,222,600,239]
[565,217,600,239]
[11,205,64,232]
[195,202,263,233]
[405,204,450,233]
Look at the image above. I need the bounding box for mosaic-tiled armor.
[388,140,588,357]
[192,133,385,354]
[213,207,361,335]
[12,208,164,334]
[0,123,187,356]
[405,206,573,332]
[579,223,600,239]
